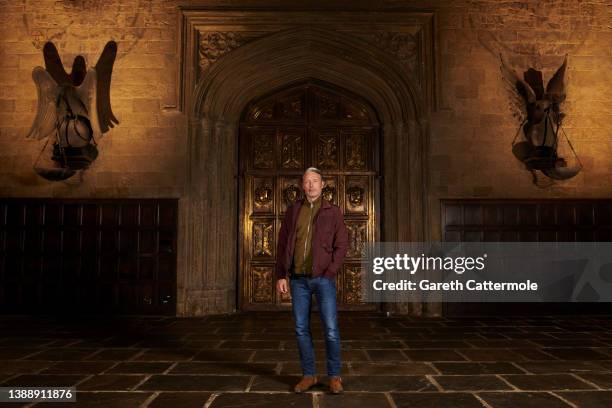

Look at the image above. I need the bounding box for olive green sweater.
[293,195,321,275]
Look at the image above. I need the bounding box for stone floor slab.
[478,392,570,407]
[208,392,312,408]
[390,392,484,408]
[434,375,513,391]
[433,362,524,375]
[556,391,612,408]
[77,374,147,391]
[148,392,213,408]
[137,374,250,391]
[502,374,596,391]
[33,392,153,407]
[318,392,391,408]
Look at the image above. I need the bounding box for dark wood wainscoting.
[441,199,612,316]
[0,199,177,315]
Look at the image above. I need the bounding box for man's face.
[302,171,324,200]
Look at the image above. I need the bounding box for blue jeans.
[289,274,341,377]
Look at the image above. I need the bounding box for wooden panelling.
[0,199,177,315]
[441,199,612,316]
[442,199,612,242]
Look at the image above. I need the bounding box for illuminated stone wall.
[0,0,184,197]
[0,0,609,315]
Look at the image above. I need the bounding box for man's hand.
[277,278,288,294]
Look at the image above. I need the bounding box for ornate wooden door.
[239,81,380,311]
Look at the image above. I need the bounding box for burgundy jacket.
[276,197,348,280]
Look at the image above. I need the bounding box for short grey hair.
[304,167,322,176]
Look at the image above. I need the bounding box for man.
[276,167,348,394]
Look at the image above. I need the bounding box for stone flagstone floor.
[1,312,612,407]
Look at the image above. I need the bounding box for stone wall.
[0,0,609,315]
[0,0,184,198]
[427,0,611,240]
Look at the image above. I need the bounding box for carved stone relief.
[196,28,425,105]
[199,31,265,77]
[357,31,419,84]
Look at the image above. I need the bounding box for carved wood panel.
[240,81,379,310]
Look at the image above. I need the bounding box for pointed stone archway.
[178,27,431,316]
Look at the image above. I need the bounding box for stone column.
[381,121,428,316]
[179,117,238,316]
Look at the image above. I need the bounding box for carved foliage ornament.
[345,133,366,169]
[317,134,338,169]
[253,222,273,257]
[197,29,421,88]
[253,133,274,169]
[347,222,367,258]
[198,31,264,75]
[251,266,273,303]
[344,266,363,304]
[360,32,419,81]
[281,133,303,169]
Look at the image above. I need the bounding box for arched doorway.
[180,27,429,316]
[238,80,381,311]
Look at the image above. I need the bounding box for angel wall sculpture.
[27,41,119,181]
[500,54,582,186]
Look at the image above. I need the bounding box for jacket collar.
[296,196,331,210]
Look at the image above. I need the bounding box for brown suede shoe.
[294,375,317,393]
[329,376,343,394]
